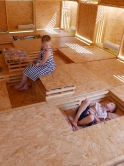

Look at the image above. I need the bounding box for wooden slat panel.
[0,1,7,31]
[6,1,33,30]
[36,1,61,29]
[77,3,97,42]
[100,0,124,7]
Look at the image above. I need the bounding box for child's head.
[105,102,116,112]
[41,35,51,50]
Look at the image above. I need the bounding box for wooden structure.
[0,0,124,165]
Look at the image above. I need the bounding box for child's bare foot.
[19,84,28,91]
[14,85,23,90]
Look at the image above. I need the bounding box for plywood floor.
[0,103,124,166]
[83,59,124,87]
[58,46,115,63]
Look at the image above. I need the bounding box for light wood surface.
[100,0,124,7]
[60,63,110,96]
[39,65,76,91]
[0,80,11,111]
[58,46,115,63]
[6,1,33,30]
[83,58,124,87]
[37,29,74,37]
[0,33,13,44]
[13,37,87,53]
[94,6,124,46]
[77,3,97,42]
[0,1,7,31]
[36,1,61,29]
[0,103,124,165]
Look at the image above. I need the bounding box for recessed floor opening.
[60,97,124,131]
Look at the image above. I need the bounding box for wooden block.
[0,80,11,111]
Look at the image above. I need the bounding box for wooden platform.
[58,46,116,63]
[13,37,87,53]
[39,66,76,100]
[0,81,11,111]
[60,63,110,97]
[0,103,124,165]
[83,58,124,86]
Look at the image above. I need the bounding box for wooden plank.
[58,46,115,63]
[36,1,61,29]
[0,80,11,111]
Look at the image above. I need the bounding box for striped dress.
[23,46,56,81]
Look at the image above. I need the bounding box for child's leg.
[72,99,91,127]
[77,115,94,126]
[15,74,28,89]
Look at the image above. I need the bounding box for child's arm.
[38,50,51,66]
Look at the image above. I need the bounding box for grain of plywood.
[83,59,124,87]
[60,63,110,96]
[6,1,33,30]
[0,103,124,165]
[77,3,97,42]
[39,65,76,91]
[100,0,124,7]
[13,39,41,53]
[103,7,124,45]
[58,46,115,63]
[0,80,11,111]
[36,1,61,29]
[0,33,13,44]
[109,85,124,103]
[0,1,7,31]
[74,116,124,165]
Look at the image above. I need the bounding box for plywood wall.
[36,1,61,29]
[0,1,8,30]
[100,0,124,7]
[77,3,97,42]
[6,1,33,30]
[103,7,124,45]
[94,6,124,45]
[70,2,78,28]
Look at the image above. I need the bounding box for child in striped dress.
[14,35,56,90]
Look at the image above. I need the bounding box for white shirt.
[89,102,107,119]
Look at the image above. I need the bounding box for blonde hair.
[41,35,51,43]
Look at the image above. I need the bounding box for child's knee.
[82,99,91,106]
[88,115,94,122]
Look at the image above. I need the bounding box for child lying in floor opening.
[69,99,116,130]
